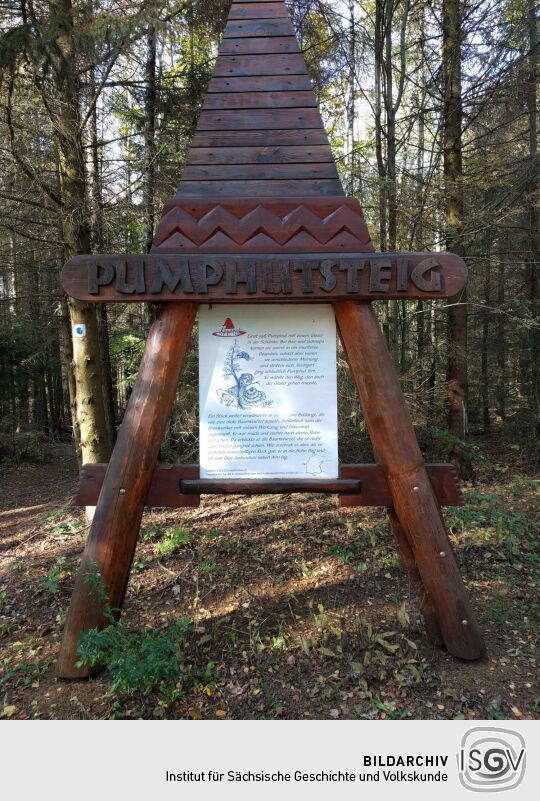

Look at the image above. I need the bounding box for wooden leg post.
[335,300,485,660]
[387,510,444,647]
[57,303,197,678]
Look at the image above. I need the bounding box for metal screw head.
[440,551,446,557]
[119,488,126,495]
[412,485,420,493]
[462,619,468,626]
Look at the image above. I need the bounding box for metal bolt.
[412,485,420,493]
[119,488,126,495]
[462,619,468,626]
[440,551,446,557]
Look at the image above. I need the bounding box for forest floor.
[0,441,538,721]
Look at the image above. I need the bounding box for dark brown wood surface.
[202,90,318,109]
[61,252,468,302]
[229,3,289,19]
[190,129,330,147]
[74,463,462,508]
[213,54,309,76]
[75,464,200,508]
[155,197,372,251]
[335,300,485,660]
[177,0,341,200]
[196,108,324,130]
[208,75,313,92]
[176,179,344,197]
[220,37,299,54]
[387,510,445,647]
[339,463,463,507]
[57,303,197,678]
[224,19,295,38]
[181,479,361,495]
[181,163,339,180]
[186,145,334,165]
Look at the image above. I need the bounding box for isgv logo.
[458,727,526,792]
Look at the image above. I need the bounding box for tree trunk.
[481,250,491,433]
[347,0,357,196]
[88,67,117,448]
[443,0,471,477]
[496,257,506,420]
[143,24,157,254]
[374,1,388,254]
[52,0,112,464]
[526,0,539,452]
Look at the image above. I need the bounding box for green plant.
[73,566,193,704]
[43,506,84,534]
[41,557,75,594]
[428,427,488,467]
[0,429,51,465]
[446,491,534,551]
[141,524,164,541]
[155,527,192,555]
[197,558,218,574]
[82,562,116,623]
[0,589,6,611]
[76,618,192,698]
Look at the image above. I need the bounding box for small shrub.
[0,430,51,465]
[155,527,192,555]
[76,618,192,698]
[42,557,75,594]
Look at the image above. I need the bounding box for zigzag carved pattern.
[153,201,372,253]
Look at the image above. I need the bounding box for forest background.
[0,0,538,721]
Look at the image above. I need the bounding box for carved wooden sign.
[57,0,485,681]
[61,251,466,302]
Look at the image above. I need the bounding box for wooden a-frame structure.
[58,0,485,677]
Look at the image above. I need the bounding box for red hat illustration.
[212,317,246,337]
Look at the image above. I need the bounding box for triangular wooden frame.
[58,0,484,677]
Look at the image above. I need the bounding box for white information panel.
[199,304,338,479]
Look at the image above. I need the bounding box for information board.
[199,305,338,479]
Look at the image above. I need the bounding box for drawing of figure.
[216,340,272,410]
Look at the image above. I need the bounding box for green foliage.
[82,562,116,623]
[41,557,75,594]
[0,429,51,465]
[76,618,192,699]
[43,507,85,535]
[197,558,218,575]
[154,527,192,555]
[141,524,164,541]
[447,491,534,542]
[428,427,488,466]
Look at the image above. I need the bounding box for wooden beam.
[190,129,330,147]
[60,252,468,303]
[202,91,318,109]
[212,54,310,77]
[180,479,361,494]
[185,144,335,165]
[57,303,197,679]
[207,75,313,92]
[196,108,325,130]
[335,300,485,660]
[74,463,463,507]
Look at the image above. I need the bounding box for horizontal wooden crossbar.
[61,252,467,303]
[75,463,463,509]
[180,479,361,494]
